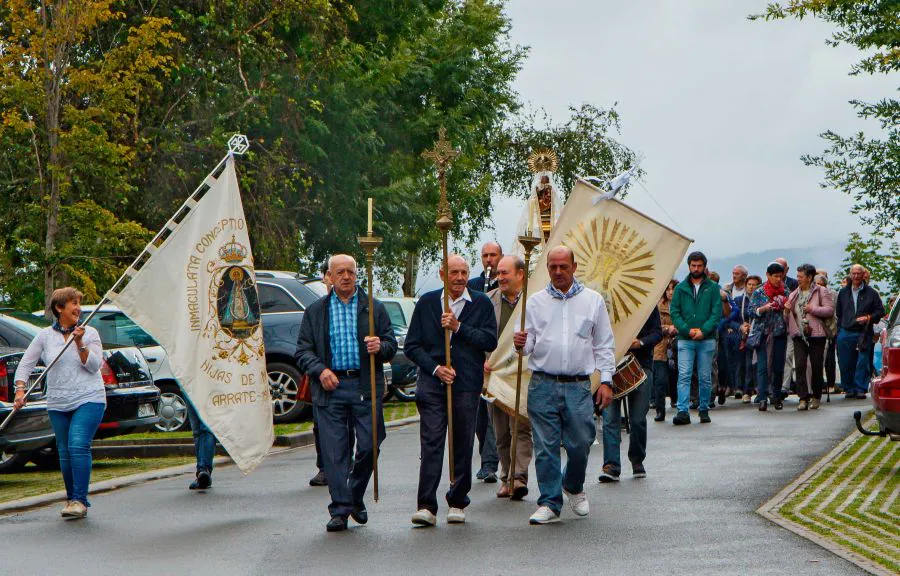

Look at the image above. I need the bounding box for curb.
[0,454,235,517]
[274,414,420,448]
[91,414,421,456]
[757,414,895,576]
[0,415,421,516]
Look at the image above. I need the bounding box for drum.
[611,353,647,399]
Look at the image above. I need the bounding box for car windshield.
[303,279,329,298]
[382,301,407,330]
[81,310,158,348]
[0,312,48,338]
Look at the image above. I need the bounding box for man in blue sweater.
[405,255,498,527]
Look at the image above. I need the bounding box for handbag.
[746,320,762,349]
[856,319,871,352]
[298,373,312,404]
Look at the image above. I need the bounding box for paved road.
[0,397,874,576]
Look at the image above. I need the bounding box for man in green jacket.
[669,251,722,425]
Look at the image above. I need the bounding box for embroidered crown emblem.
[218,235,248,263]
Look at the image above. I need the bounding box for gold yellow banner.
[486,178,692,417]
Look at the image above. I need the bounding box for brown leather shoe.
[511,480,529,501]
[496,483,511,498]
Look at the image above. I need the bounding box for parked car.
[0,348,54,472]
[864,292,900,437]
[254,270,327,422]
[378,296,418,401]
[1,309,160,439]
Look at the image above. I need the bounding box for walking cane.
[359,198,383,502]
[422,128,459,483]
[508,231,541,494]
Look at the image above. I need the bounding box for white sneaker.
[411,509,437,527]
[564,490,589,517]
[447,507,465,524]
[529,506,560,525]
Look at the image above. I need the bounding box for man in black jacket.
[835,264,885,399]
[598,308,662,482]
[295,255,397,532]
[406,254,498,527]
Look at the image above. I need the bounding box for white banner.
[109,156,273,473]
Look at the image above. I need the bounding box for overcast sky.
[480,0,895,260]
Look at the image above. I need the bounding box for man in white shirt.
[513,246,615,525]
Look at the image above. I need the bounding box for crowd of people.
[11,243,890,530]
[644,253,889,427]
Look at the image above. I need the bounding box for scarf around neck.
[52,321,76,335]
[547,279,585,300]
[763,281,784,302]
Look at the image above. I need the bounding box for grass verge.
[112,401,418,441]
[0,457,195,504]
[773,431,899,575]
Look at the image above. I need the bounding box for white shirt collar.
[441,288,472,305]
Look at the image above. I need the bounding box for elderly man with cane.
[405,254,498,527]
[514,246,615,525]
[295,254,397,532]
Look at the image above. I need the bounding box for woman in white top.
[14,287,106,520]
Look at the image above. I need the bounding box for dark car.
[0,348,55,472]
[0,310,160,439]
[379,297,418,401]
[255,270,328,422]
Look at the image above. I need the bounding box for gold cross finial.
[422,127,459,228]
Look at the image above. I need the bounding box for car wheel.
[29,443,60,470]
[0,448,29,473]
[392,382,417,402]
[382,386,394,402]
[155,383,191,433]
[268,362,310,423]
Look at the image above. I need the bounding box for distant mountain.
[675,242,846,282]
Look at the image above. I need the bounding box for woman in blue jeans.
[14,287,106,519]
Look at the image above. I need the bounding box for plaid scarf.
[546,279,585,300]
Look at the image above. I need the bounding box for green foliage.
[0,0,182,307]
[838,231,900,295]
[490,104,640,202]
[751,1,899,235]
[0,1,640,302]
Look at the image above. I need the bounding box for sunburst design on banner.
[564,217,655,324]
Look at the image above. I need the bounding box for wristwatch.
[600,381,612,388]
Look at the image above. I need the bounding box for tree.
[752,1,899,235]
[129,0,526,295]
[837,231,900,296]
[491,104,641,202]
[0,1,180,310]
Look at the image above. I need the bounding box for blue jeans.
[48,402,106,506]
[755,333,787,403]
[602,359,651,473]
[185,397,216,474]
[836,328,871,394]
[676,339,716,413]
[527,372,595,515]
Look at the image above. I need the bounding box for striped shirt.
[329,289,360,370]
